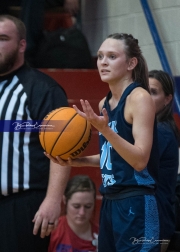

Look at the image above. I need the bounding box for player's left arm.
[129,88,156,170]
[32,160,71,238]
[100,89,155,171]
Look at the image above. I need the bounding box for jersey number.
[100,141,112,170]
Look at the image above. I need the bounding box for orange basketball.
[39,107,91,160]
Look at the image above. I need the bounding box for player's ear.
[165,94,172,106]
[127,57,138,70]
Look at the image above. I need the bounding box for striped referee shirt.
[0,64,68,196]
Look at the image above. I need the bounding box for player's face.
[149,77,171,114]
[97,38,129,85]
[0,20,20,75]
[66,191,95,227]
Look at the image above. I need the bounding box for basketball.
[39,107,91,160]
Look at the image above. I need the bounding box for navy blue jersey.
[99,82,159,195]
[156,122,179,239]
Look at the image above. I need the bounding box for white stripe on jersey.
[0,80,7,93]
[0,76,18,117]
[1,76,31,195]
[1,132,9,195]
[13,93,31,193]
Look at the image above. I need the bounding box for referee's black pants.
[0,190,50,252]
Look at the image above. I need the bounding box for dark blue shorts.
[98,195,161,252]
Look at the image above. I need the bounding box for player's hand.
[73,100,109,133]
[32,197,60,238]
[44,153,83,167]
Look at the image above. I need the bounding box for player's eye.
[109,54,116,59]
[97,54,103,60]
[150,89,157,95]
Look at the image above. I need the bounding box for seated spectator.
[48,175,99,252]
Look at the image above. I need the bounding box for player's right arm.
[44,153,100,167]
[45,98,106,168]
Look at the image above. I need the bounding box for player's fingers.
[80,100,94,119]
[73,104,87,119]
[102,108,109,121]
[67,157,77,166]
[72,104,79,112]
[78,99,94,120]
[80,99,88,113]
[85,100,97,117]
[83,100,99,123]
[56,156,69,165]
[44,153,59,164]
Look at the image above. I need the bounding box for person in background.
[48,175,99,252]
[149,70,179,251]
[21,0,80,66]
[0,0,80,66]
[0,14,71,252]
[46,33,161,251]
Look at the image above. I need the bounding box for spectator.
[0,14,71,252]
[48,175,99,252]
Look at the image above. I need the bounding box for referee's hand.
[32,198,60,238]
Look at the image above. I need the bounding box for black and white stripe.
[0,75,30,195]
[0,65,69,197]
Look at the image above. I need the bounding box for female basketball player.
[149,70,179,251]
[46,33,161,251]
